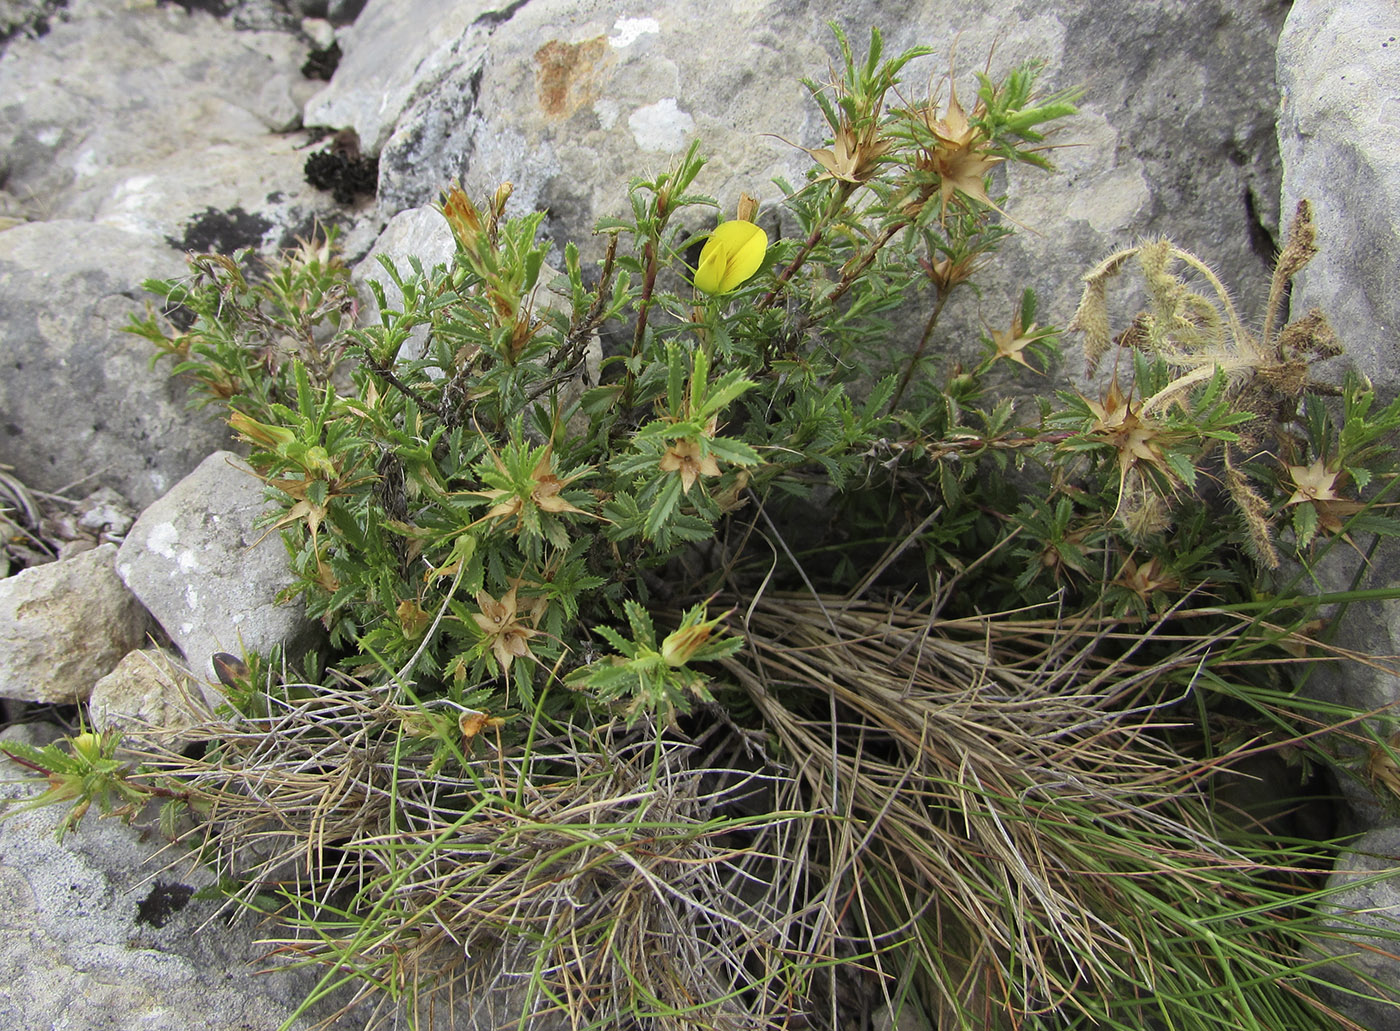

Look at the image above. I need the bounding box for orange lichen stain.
[534,36,610,119]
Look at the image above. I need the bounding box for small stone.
[115,451,319,706]
[0,543,150,704]
[88,647,206,746]
[55,539,96,561]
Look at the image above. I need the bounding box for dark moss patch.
[135,881,195,929]
[0,0,68,50]
[276,211,347,252]
[304,129,377,205]
[170,207,274,254]
[302,39,340,80]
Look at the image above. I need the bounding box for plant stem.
[622,238,659,409]
[756,186,855,312]
[825,221,905,309]
[889,289,951,411]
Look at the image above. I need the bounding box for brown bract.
[1084,380,1172,483]
[472,585,538,672]
[660,439,721,494]
[1114,555,1179,607]
[917,86,1004,219]
[471,446,592,534]
[1286,458,1364,535]
[803,123,893,185]
[988,313,1049,372]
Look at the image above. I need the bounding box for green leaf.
[706,436,760,466]
[644,475,684,540]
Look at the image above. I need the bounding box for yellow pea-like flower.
[693,219,767,296]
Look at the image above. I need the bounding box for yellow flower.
[694,220,767,295]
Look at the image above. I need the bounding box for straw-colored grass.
[116,563,1395,1031]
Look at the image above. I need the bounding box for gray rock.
[312,0,1286,360]
[1294,545,1400,830]
[0,219,235,509]
[0,220,234,509]
[302,0,484,154]
[1276,0,1400,833]
[88,646,206,745]
[0,0,340,244]
[0,726,358,1031]
[1279,0,1400,395]
[115,451,317,702]
[0,543,150,704]
[1318,823,1400,1029]
[0,0,62,52]
[353,202,457,327]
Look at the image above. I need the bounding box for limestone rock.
[303,0,485,154]
[0,220,233,509]
[0,0,61,51]
[1277,0,1400,833]
[0,0,345,245]
[1278,0,1400,395]
[0,543,150,704]
[0,725,359,1031]
[115,451,317,702]
[1318,823,1400,1028]
[311,0,1286,366]
[353,203,457,343]
[88,646,206,745]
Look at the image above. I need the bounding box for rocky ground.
[1,0,1398,1028]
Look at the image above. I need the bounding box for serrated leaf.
[1293,502,1319,549]
[706,436,760,466]
[644,474,684,540]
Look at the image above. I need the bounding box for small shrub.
[14,23,1400,1031]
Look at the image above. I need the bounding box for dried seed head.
[1276,307,1342,361]
[1118,474,1172,541]
[1274,199,1318,282]
[1226,463,1279,569]
[1069,278,1114,371]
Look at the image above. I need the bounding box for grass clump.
[9,22,1400,1031]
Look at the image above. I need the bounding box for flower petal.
[694,220,768,295]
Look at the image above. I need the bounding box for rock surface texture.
[0,0,370,507]
[0,220,231,510]
[0,724,355,1031]
[116,450,317,696]
[1279,0,1400,395]
[0,543,150,703]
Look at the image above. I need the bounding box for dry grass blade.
[126,682,826,1031]
[719,583,1325,1026]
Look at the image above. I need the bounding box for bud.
[70,732,103,763]
[736,192,759,223]
[439,184,484,254]
[491,181,514,220]
[228,411,296,450]
[661,607,734,666]
[212,652,249,689]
